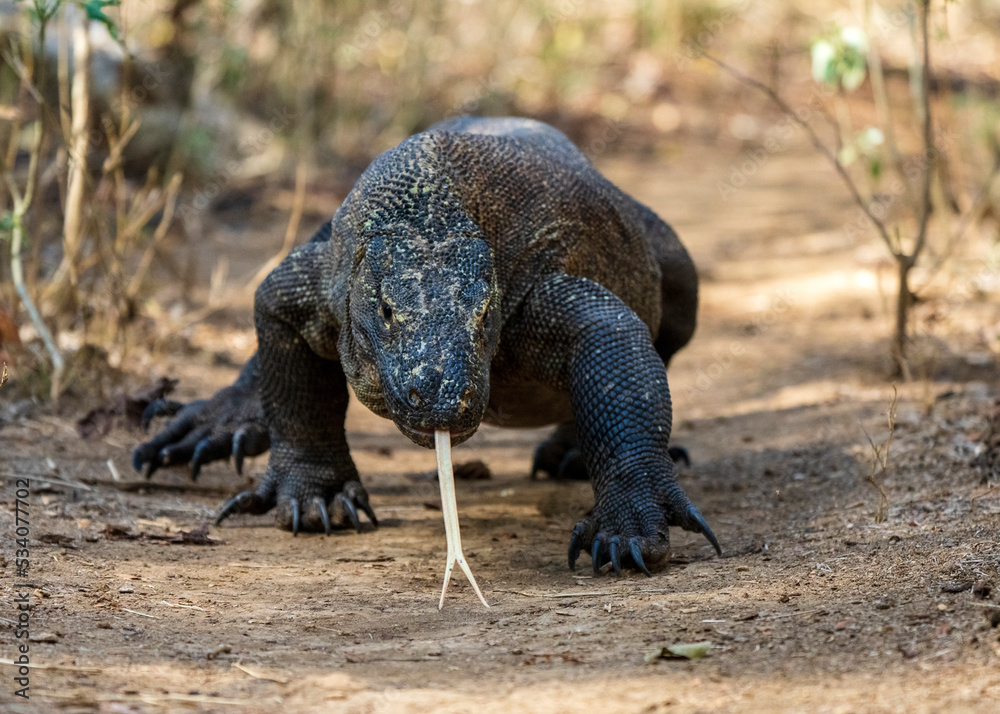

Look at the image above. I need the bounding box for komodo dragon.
[134,116,721,576]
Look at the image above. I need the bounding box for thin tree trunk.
[47,18,90,309]
[893,258,913,380]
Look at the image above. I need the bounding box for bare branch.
[126,173,184,301]
[4,122,65,400]
[911,0,935,262]
[1,46,44,105]
[701,52,899,257]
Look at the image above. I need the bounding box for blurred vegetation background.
[0,0,998,402]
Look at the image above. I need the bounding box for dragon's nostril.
[408,388,423,408]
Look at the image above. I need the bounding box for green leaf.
[810,26,868,92]
[868,156,882,180]
[840,26,868,54]
[811,40,837,85]
[81,0,121,40]
[841,64,867,91]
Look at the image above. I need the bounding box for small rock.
[455,460,491,480]
[207,644,232,660]
[37,533,75,547]
[119,586,135,594]
[941,581,972,594]
[30,632,59,643]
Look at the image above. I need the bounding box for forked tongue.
[434,429,490,609]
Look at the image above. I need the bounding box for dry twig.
[4,122,65,400]
[863,386,898,523]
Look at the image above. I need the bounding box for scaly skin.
[135,117,720,572]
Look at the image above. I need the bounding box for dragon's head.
[344,219,500,448]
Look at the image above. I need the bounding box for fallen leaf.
[104,524,222,545]
[146,525,222,546]
[104,525,139,540]
[29,632,59,643]
[645,641,713,663]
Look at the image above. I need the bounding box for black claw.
[629,539,652,577]
[592,538,602,574]
[140,399,182,431]
[668,445,691,467]
[688,507,722,556]
[609,536,622,577]
[216,492,248,525]
[314,497,331,536]
[143,455,162,481]
[291,499,301,536]
[215,489,271,526]
[190,439,211,481]
[341,496,362,532]
[140,400,160,431]
[568,524,585,570]
[359,500,378,528]
[132,450,144,472]
[232,430,247,476]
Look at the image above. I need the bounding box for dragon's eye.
[379,298,393,328]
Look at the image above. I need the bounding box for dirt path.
[2,141,999,713]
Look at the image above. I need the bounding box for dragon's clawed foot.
[568,493,720,576]
[216,477,376,536]
[133,382,269,480]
